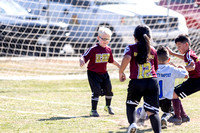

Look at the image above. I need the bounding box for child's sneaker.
[161,113,170,129]
[104,106,114,115]
[182,116,190,123]
[90,110,99,117]
[127,123,137,133]
[161,118,167,129]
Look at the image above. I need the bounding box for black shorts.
[87,70,113,97]
[126,78,159,114]
[175,77,200,99]
[159,99,172,113]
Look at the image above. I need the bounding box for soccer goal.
[0,0,199,79]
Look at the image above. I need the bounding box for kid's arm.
[166,46,184,60]
[178,65,189,78]
[112,60,120,68]
[119,55,131,82]
[169,62,177,67]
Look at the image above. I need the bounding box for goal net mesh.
[0,0,199,79]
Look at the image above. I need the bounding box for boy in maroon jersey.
[119,25,161,133]
[166,34,200,124]
[79,27,120,117]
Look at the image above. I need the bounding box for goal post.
[0,0,199,79]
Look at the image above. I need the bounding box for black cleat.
[104,106,114,115]
[90,110,99,117]
[168,116,182,125]
[182,116,190,123]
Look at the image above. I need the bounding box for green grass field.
[0,79,200,133]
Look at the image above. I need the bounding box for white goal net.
[0,0,199,79]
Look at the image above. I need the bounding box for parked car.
[159,0,200,53]
[15,0,188,55]
[0,0,71,57]
[159,0,200,30]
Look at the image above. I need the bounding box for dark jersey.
[124,44,158,79]
[83,43,114,74]
[184,49,200,78]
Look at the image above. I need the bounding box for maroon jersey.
[184,49,200,78]
[83,43,114,74]
[124,43,158,79]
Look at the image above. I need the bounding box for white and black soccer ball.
[136,107,148,120]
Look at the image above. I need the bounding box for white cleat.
[127,123,137,133]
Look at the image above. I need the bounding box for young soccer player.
[79,27,120,117]
[166,34,200,125]
[137,46,189,129]
[119,25,161,133]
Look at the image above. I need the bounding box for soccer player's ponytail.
[134,25,151,64]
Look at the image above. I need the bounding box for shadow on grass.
[38,115,110,121]
[107,127,152,133]
[136,128,153,133]
[38,115,91,121]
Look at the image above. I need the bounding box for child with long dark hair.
[119,25,161,133]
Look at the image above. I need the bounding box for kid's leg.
[104,96,114,115]
[168,98,182,125]
[126,103,137,124]
[144,78,161,133]
[169,80,192,124]
[149,113,161,133]
[87,70,102,117]
[126,94,139,133]
[102,74,114,115]
[91,93,99,110]
[159,99,172,129]
[90,93,100,117]
[179,99,190,123]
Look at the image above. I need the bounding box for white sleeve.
[173,67,188,79]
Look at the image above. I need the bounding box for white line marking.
[0,108,82,118]
[0,96,122,110]
[0,108,119,124]
[0,108,47,115]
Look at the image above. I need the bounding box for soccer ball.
[136,107,148,120]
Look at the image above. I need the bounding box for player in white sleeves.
[137,46,188,129]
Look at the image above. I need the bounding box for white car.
[0,0,70,57]
[15,0,188,53]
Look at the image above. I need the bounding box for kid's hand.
[169,62,177,67]
[166,46,174,55]
[119,72,126,82]
[79,59,85,67]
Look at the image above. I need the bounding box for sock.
[179,100,187,117]
[92,100,98,110]
[105,96,112,106]
[126,103,136,124]
[91,96,99,110]
[172,98,181,119]
[162,112,171,120]
[149,113,161,133]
